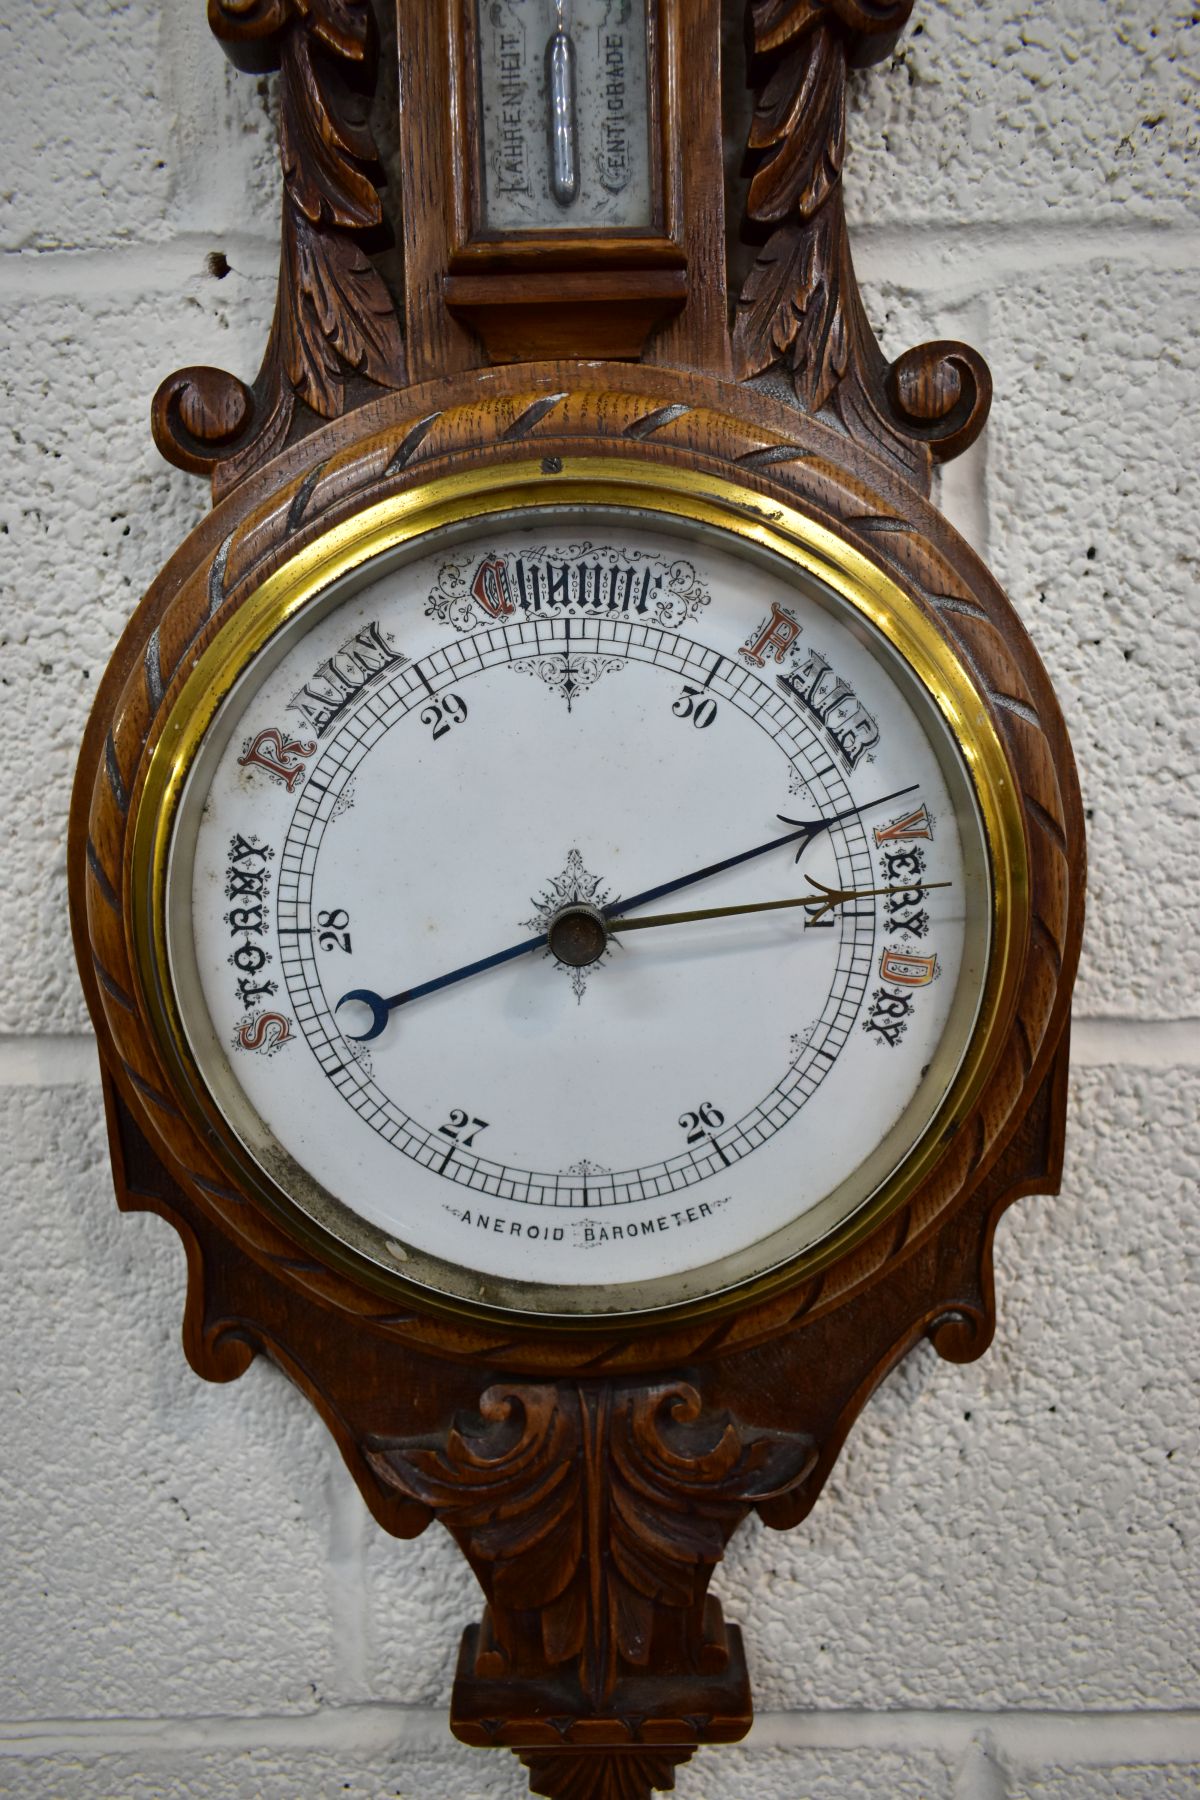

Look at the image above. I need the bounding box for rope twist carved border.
[80,372,1081,1379]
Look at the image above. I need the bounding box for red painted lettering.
[236,1012,294,1054]
[874,805,934,846]
[739,602,802,667]
[879,948,939,987]
[471,556,516,618]
[237,728,316,793]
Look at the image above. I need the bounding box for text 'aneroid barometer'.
[72,4,1083,1796]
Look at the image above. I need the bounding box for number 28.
[317,908,352,952]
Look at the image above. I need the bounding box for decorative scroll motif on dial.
[151,0,404,500]
[509,650,627,713]
[367,1382,815,1708]
[425,545,711,633]
[524,850,615,999]
[732,0,991,486]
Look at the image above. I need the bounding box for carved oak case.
[70,4,1084,1796]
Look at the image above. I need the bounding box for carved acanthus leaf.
[607,1386,811,1659]
[752,0,915,53]
[279,18,379,226]
[279,196,402,416]
[368,1383,814,1704]
[736,177,852,413]
[746,21,845,225]
[734,0,990,485]
[153,0,404,499]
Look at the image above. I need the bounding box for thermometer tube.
[546,8,580,208]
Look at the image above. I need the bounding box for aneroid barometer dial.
[139,475,1018,1320]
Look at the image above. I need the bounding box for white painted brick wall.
[842,2,1198,227]
[1,2,1196,1796]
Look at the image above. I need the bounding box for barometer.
[137,475,1016,1323]
[72,3,1083,1795]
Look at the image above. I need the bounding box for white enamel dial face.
[476,0,653,231]
[166,510,992,1318]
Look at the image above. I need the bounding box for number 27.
[439,1108,488,1148]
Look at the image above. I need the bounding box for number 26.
[680,1101,724,1143]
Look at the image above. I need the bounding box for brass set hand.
[608,879,950,935]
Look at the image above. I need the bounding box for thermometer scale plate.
[475,0,654,232]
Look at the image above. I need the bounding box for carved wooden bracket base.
[368,1380,813,1798]
[453,1610,749,1798]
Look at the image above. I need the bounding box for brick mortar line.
[0,1707,1197,1762]
[1069,1017,1200,1069]
[0,233,279,299]
[1,1019,1195,1089]
[0,221,1196,303]
[852,218,1200,294]
[754,1708,1200,1761]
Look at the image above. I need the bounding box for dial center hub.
[547,902,610,968]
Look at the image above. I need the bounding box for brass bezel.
[129,460,1029,1330]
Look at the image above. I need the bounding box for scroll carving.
[152,0,405,501]
[733,0,991,486]
[370,1382,815,1700]
[368,1382,814,1797]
